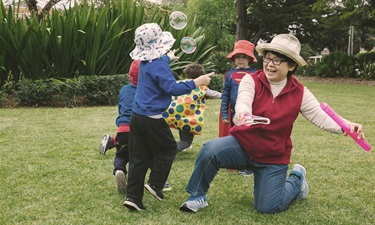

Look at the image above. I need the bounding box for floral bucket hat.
[130,23,176,61]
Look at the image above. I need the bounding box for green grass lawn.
[1,81,374,225]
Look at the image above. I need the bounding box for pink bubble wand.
[320,102,371,152]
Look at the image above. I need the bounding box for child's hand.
[194,72,215,86]
[167,49,180,61]
[222,119,229,124]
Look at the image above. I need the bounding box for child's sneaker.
[144,183,164,200]
[163,181,172,192]
[115,170,127,194]
[290,164,309,199]
[124,198,146,211]
[180,195,208,213]
[177,145,193,153]
[238,169,253,176]
[99,134,113,155]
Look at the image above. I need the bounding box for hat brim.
[256,43,307,66]
[130,32,176,61]
[227,49,258,63]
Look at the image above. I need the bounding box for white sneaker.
[180,195,208,213]
[291,164,309,199]
[115,170,127,194]
[181,145,192,152]
[99,134,112,155]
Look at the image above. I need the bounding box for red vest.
[230,70,304,164]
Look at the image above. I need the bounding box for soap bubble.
[180,37,196,54]
[169,11,188,30]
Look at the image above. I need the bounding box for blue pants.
[113,132,129,175]
[185,136,303,213]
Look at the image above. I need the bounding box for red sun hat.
[227,40,258,63]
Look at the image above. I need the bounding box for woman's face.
[234,54,251,69]
[263,52,296,82]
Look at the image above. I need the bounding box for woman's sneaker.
[179,195,208,213]
[290,164,309,199]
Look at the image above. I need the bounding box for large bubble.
[169,11,188,30]
[180,37,196,54]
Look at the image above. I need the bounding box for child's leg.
[113,132,129,194]
[177,130,194,152]
[147,119,177,189]
[126,114,175,201]
[113,132,129,175]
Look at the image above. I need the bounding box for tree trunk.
[26,0,38,11]
[25,0,61,21]
[235,0,248,41]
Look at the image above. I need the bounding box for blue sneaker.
[290,164,309,199]
[180,195,208,213]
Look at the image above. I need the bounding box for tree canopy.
[166,0,375,54]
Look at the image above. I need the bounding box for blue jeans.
[185,136,303,213]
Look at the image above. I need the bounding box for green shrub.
[208,52,232,74]
[208,74,224,93]
[0,90,6,107]
[357,51,375,64]
[357,62,375,80]
[7,74,224,108]
[307,52,357,78]
[298,51,374,79]
[16,79,60,107]
[78,75,129,106]
[11,75,130,107]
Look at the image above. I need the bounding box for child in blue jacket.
[124,23,213,211]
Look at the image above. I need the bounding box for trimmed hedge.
[1,74,224,108]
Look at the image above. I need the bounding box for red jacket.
[230,70,304,164]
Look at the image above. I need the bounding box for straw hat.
[130,23,176,61]
[255,34,307,66]
[227,40,258,63]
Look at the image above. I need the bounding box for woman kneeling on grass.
[179,34,367,213]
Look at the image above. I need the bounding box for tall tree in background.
[235,0,247,41]
[240,0,317,44]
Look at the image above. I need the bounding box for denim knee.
[254,203,282,214]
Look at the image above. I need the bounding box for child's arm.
[221,72,231,122]
[206,88,222,99]
[166,49,180,61]
[194,72,215,86]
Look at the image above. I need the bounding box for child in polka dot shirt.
[163,63,222,153]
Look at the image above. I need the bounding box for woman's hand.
[232,112,249,126]
[344,121,365,139]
